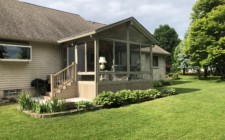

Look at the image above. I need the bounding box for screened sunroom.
[56,17,158,99]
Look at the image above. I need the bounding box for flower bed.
[18,87,176,118]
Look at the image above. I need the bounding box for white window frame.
[0,43,32,62]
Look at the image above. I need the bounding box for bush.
[18,92,33,110]
[95,89,164,108]
[143,89,161,99]
[46,98,66,113]
[115,90,137,105]
[94,91,122,107]
[153,81,163,87]
[160,80,172,86]
[172,73,179,80]
[31,101,48,113]
[167,73,180,80]
[153,80,172,87]
[74,101,94,111]
[157,87,176,96]
[30,98,66,114]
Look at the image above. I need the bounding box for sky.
[21,0,196,39]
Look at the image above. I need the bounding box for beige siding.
[0,41,62,97]
[141,53,166,81]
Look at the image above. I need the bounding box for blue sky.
[21,0,196,39]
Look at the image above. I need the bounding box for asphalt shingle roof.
[0,0,104,43]
[142,45,171,55]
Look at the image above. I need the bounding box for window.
[115,42,127,71]
[77,43,85,72]
[153,56,158,67]
[99,40,113,71]
[130,44,141,71]
[0,42,31,61]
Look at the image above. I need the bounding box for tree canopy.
[154,24,180,64]
[184,0,225,78]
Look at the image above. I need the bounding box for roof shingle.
[0,0,104,43]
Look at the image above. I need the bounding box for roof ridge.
[18,0,81,18]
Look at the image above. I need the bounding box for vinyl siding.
[0,41,62,92]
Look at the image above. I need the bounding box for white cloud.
[20,0,196,39]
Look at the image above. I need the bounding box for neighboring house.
[142,45,170,81]
[0,0,159,100]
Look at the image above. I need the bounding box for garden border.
[17,105,103,118]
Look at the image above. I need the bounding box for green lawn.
[1,76,225,140]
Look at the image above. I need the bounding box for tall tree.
[185,0,225,79]
[154,25,180,65]
[173,39,190,75]
[191,0,224,20]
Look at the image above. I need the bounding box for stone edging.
[17,105,103,118]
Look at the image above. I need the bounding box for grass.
[1,75,225,139]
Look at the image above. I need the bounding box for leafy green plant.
[58,100,66,112]
[115,90,137,105]
[31,101,48,113]
[158,87,176,96]
[46,98,66,113]
[153,81,163,87]
[160,80,172,86]
[153,80,172,87]
[94,91,121,107]
[144,89,161,99]
[74,101,94,111]
[172,73,180,80]
[18,92,33,110]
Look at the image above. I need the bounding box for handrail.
[54,63,74,76]
[50,62,75,97]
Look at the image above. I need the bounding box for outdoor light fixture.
[99,56,107,71]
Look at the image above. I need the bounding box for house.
[0,0,162,100]
[142,45,170,81]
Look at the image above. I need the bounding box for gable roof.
[58,17,159,44]
[142,45,171,56]
[0,0,104,43]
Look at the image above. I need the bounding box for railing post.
[50,74,55,98]
[72,62,75,81]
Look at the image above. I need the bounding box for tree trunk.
[221,66,224,80]
[197,69,201,79]
[183,67,185,75]
[210,65,213,76]
[204,68,208,79]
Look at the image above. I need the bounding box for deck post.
[126,22,130,77]
[50,74,55,98]
[94,38,99,97]
[72,62,75,81]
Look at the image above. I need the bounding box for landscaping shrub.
[153,80,172,87]
[95,88,165,108]
[31,101,48,113]
[172,73,179,80]
[18,94,66,113]
[157,87,176,96]
[74,101,94,111]
[18,92,33,110]
[160,80,172,86]
[115,90,137,105]
[167,73,180,80]
[153,80,163,87]
[94,91,122,107]
[46,98,66,113]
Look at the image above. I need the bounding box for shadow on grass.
[199,76,221,81]
[174,88,201,94]
[171,80,191,86]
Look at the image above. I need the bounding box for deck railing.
[50,62,75,97]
